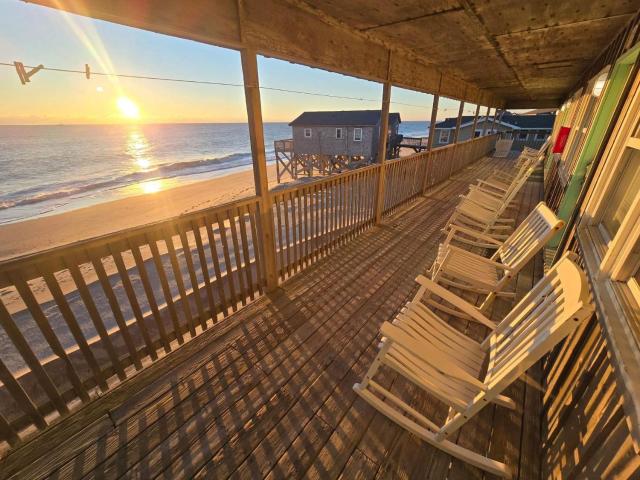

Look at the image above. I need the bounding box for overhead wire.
[0,61,464,112]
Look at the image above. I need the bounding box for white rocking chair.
[430,202,564,314]
[354,253,593,478]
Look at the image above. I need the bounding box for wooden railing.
[272,165,379,280]
[0,134,496,451]
[384,135,496,215]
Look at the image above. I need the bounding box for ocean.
[0,121,429,224]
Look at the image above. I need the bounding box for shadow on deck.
[1,156,543,480]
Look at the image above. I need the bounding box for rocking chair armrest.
[446,225,503,247]
[379,321,487,392]
[414,275,497,330]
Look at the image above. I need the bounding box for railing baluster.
[147,237,184,344]
[108,250,158,362]
[204,215,230,316]
[237,205,255,300]
[129,243,171,353]
[215,212,238,312]
[191,220,218,319]
[288,191,298,273]
[302,187,310,265]
[163,229,197,337]
[10,272,90,402]
[0,403,21,446]
[91,258,143,371]
[0,357,46,431]
[296,191,304,267]
[274,195,286,279]
[41,270,110,389]
[66,260,126,380]
[248,202,265,293]
[177,227,207,330]
[282,194,292,276]
[0,297,68,415]
[227,211,248,306]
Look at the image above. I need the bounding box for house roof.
[289,110,401,127]
[435,112,555,130]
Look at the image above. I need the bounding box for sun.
[117,96,140,120]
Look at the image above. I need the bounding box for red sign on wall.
[553,126,571,153]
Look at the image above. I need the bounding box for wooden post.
[426,94,439,151]
[491,108,499,135]
[481,106,491,136]
[421,94,439,194]
[452,101,465,144]
[471,104,481,138]
[241,49,278,291]
[374,53,392,225]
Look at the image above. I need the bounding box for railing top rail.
[395,134,497,162]
[269,162,380,197]
[0,194,260,281]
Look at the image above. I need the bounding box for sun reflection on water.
[126,128,152,171]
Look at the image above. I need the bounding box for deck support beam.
[241,48,279,291]
[427,94,439,151]
[453,101,465,144]
[471,103,481,138]
[481,106,491,136]
[422,94,440,193]
[375,52,392,224]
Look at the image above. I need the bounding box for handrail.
[0,133,497,451]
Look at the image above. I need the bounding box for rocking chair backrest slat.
[496,202,564,269]
[486,254,592,387]
[437,254,592,441]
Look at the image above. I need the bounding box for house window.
[474,130,482,138]
[439,130,450,143]
[600,147,640,241]
[354,128,362,141]
[304,128,312,138]
[336,128,343,139]
[517,131,528,140]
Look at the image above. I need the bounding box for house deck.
[3,156,543,480]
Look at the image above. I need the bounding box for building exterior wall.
[432,119,510,147]
[432,121,551,150]
[540,18,640,480]
[292,125,375,157]
[291,119,400,160]
[503,129,551,151]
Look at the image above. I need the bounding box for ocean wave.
[0,151,255,211]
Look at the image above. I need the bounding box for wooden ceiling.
[302,0,639,106]
[24,0,640,107]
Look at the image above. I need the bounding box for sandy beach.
[0,164,283,262]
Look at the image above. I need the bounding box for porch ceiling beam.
[22,0,504,107]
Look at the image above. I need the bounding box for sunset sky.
[1,1,480,125]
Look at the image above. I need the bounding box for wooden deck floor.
[1,156,544,480]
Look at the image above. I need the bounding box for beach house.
[433,111,555,149]
[1,1,640,479]
[290,110,401,160]
[274,110,401,181]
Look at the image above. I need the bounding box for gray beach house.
[289,110,401,162]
